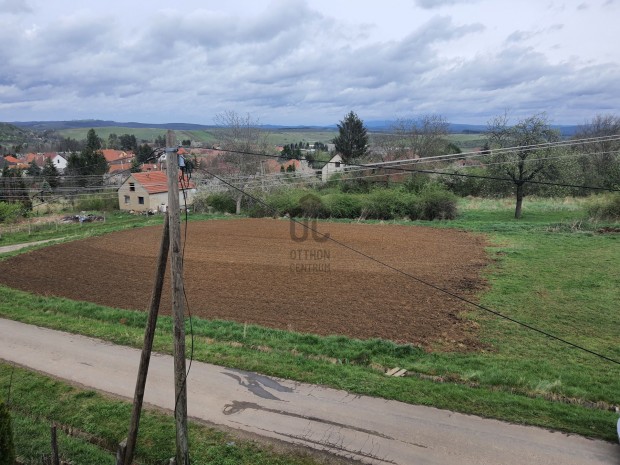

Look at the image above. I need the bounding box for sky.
[0,0,618,126]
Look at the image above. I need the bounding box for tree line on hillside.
[1,110,619,221]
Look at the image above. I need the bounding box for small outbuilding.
[321,154,346,182]
[118,171,196,212]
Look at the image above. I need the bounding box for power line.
[203,146,620,193]
[202,167,620,367]
[199,147,620,193]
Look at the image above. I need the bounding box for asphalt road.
[0,318,618,464]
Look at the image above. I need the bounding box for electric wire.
[202,167,620,367]
[197,147,620,194]
[206,146,620,193]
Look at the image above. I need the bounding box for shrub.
[323,193,363,219]
[361,189,405,220]
[586,194,620,220]
[193,192,236,214]
[247,203,272,218]
[440,168,486,197]
[75,194,119,212]
[417,186,458,220]
[266,189,307,217]
[340,177,372,194]
[0,402,15,465]
[298,193,327,218]
[191,192,210,213]
[210,193,237,214]
[402,173,431,194]
[0,202,23,223]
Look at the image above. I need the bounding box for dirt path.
[0,219,489,349]
[0,238,65,254]
[1,318,617,465]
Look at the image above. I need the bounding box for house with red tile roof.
[3,155,29,170]
[102,149,134,165]
[24,153,67,172]
[117,171,196,212]
[3,155,20,165]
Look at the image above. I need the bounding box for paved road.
[0,318,618,464]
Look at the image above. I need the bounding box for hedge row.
[249,187,457,221]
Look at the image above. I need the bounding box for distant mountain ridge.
[9,119,580,136]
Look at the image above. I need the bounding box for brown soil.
[0,218,490,350]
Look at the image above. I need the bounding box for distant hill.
[0,122,35,143]
[12,120,214,131]
[10,119,580,136]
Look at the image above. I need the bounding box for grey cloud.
[506,24,564,43]
[0,0,31,14]
[391,15,484,64]
[414,0,478,9]
[421,45,620,123]
[0,0,617,125]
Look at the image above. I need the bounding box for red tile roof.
[102,150,133,163]
[4,156,20,164]
[108,163,132,173]
[24,152,63,167]
[130,171,195,194]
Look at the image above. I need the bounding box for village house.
[321,154,346,182]
[117,171,196,212]
[102,149,134,170]
[24,153,68,172]
[2,155,29,170]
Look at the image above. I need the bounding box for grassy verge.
[1,364,322,465]
[0,211,236,248]
[0,197,619,444]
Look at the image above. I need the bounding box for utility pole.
[121,212,170,465]
[166,130,190,465]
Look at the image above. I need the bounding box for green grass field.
[1,197,619,463]
[56,126,485,150]
[1,364,322,465]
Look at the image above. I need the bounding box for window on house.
[129,183,135,191]
[335,162,341,168]
[124,195,130,204]
[138,196,145,205]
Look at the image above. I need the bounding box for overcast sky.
[0,0,618,126]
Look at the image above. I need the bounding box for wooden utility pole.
[121,212,170,465]
[166,130,190,465]
[51,424,60,465]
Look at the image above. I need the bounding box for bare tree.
[213,111,270,214]
[573,114,620,190]
[370,132,406,162]
[392,114,450,158]
[486,113,560,219]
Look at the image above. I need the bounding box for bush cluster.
[251,185,457,221]
[74,194,119,212]
[192,192,237,214]
[0,202,23,223]
[586,194,620,220]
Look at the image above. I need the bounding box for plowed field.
[0,218,490,349]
